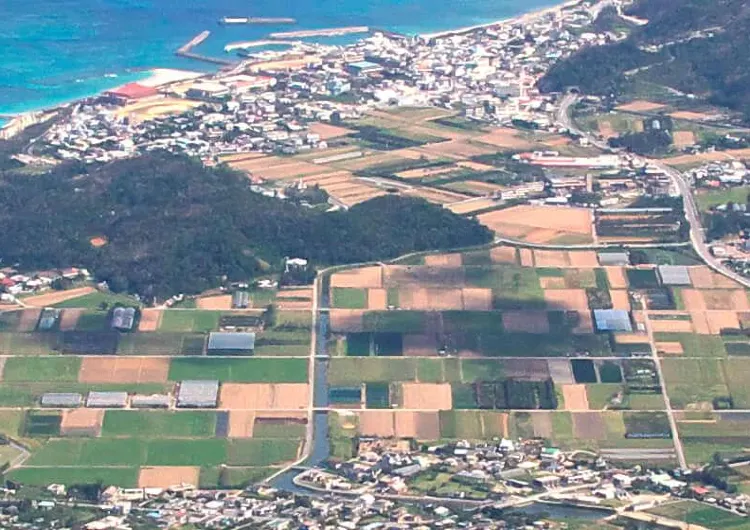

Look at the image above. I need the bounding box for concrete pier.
[176,31,235,66]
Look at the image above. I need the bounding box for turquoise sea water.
[0,0,559,116]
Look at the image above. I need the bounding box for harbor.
[269,26,371,39]
[223,39,298,53]
[175,30,236,66]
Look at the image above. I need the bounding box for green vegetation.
[0,152,490,298]
[1,357,81,382]
[661,358,730,408]
[53,291,141,309]
[648,500,750,530]
[22,411,62,437]
[697,187,750,211]
[653,333,727,357]
[7,467,139,488]
[168,358,308,383]
[101,411,217,438]
[159,310,220,332]
[332,288,367,309]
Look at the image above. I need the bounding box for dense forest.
[539,0,750,119]
[0,152,491,298]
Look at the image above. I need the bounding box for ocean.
[0,0,560,116]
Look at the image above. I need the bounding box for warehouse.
[177,380,220,408]
[131,394,171,409]
[41,393,83,408]
[87,391,128,408]
[657,265,692,286]
[207,332,255,355]
[593,309,633,332]
[598,251,629,266]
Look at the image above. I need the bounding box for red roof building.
[104,83,159,103]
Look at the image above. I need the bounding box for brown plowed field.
[308,122,355,139]
[656,342,684,355]
[519,248,535,267]
[446,199,498,214]
[358,410,395,437]
[331,267,382,288]
[400,288,464,311]
[705,311,741,334]
[572,412,606,439]
[78,357,169,384]
[17,309,41,332]
[615,333,650,343]
[690,311,711,334]
[462,288,492,310]
[138,466,199,488]
[606,267,628,289]
[137,309,161,331]
[22,286,96,308]
[58,309,83,331]
[329,310,364,332]
[544,289,589,311]
[568,251,599,267]
[541,277,566,289]
[532,412,553,438]
[475,128,535,150]
[490,246,518,264]
[197,295,232,310]
[228,410,256,438]
[610,290,630,310]
[562,384,590,411]
[673,131,696,148]
[502,311,549,333]
[424,253,462,268]
[688,266,739,289]
[404,187,470,205]
[403,334,436,357]
[534,250,569,267]
[60,409,104,436]
[418,139,494,159]
[477,205,593,242]
[277,288,312,299]
[670,110,715,121]
[681,289,706,311]
[701,290,750,311]
[650,319,694,333]
[367,289,388,310]
[396,411,441,440]
[616,100,665,112]
[384,265,464,288]
[219,383,309,410]
[400,383,452,410]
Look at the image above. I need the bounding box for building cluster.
[0,267,90,302]
[690,160,749,188]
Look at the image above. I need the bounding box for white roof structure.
[41,393,83,408]
[87,391,128,408]
[593,309,633,332]
[177,380,219,408]
[657,265,692,286]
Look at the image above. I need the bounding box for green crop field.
[227,439,300,466]
[159,310,220,332]
[725,358,750,408]
[6,467,139,487]
[653,332,727,357]
[101,411,217,438]
[696,187,750,212]
[252,422,306,439]
[0,410,23,437]
[332,288,368,309]
[661,358,730,408]
[168,357,308,383]
[1,357,82,382]
[0,332,57,355]
[0,382,172,407]
[328,357,461,385]
[52,291,142,309]
[648,500,750,529]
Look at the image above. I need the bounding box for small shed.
[41,393,83,408]
[87,391,128,408]
[111,307,137,331]
[657,265,692,286]
[594,309,633,332]
[177,380,220,408]
[598,251,629,267]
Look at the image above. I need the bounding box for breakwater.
[269,26,370,39]
[176,31,235,66]
[220,16,296,25]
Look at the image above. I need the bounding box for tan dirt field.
[308,122,355,139]
[138,467,200,488]
[17,309,42,332]
[700,290,750,311]
[478,205,593,242]
[23,286,96,308]
[568,251,599,267]
[276,300,313,311]
[598,121,616,139]
[532,412,553,438]
[519,248,535,267]
[276,288,312,299]
[574,311,595,334]
[457,161,496,172]
[89,236,108,247]
[418,139,494,159]
[690,311,711,334]
[616,100,666,112]
[656,342,684,355]
[673,131,697,148]
[490,246,518,264]
[705,311,741,334]
[404,187,470,205]
[367,289,388,310]
[228,410,256,438]
[396,165,457,179]
[196,295,232,310]
[610,290,631,310]
[403,334,436,357]
[329,309,365,332]
[670,110,715,121]
[424,254,462,268]
[446,199,497,214]
[688,266,739,289]
[138,308,162,332]
[534,250,569,267]
[78,357,170,384]
[614,333,650,344]
[502,311,550,333]
[572,412,606,439]
[396,411,441,439]
[400,288,464,311]
[358,410,396,437]
[605,267,628,289]
[650,319,694,333]
[462,288,492,311]
[60,409,104,436]
[219,383,310,410]
[400,383,452,410]
[541,277,567,289]
[118,97,201,121]
[331,267,383,288]
[59,309,84,331]
[475,128,535,150]
[544,289,589,311]
[254,162,328,181]
[384,265,465,288]
[541,135,572,147]
[219,152,267,164]
[663,148,750,166]
[562,385,590,411]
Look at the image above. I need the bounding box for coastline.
[1,0,567,122]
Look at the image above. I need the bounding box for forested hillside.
[539,0,750,118]
[0,152,491,298]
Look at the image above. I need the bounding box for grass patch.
[648,500,750,529]
[661,358,729,408]
[362,311,426,333]
[2,357,81,382]
[653,333,726,357]
[101,410,217,438]
[159,310,220,332]
[227,439,299,466]
[7,467,138,487]
[52,291,141,309]
[168,358,308,383]
[626,269,660,289]
[332,288,368,309]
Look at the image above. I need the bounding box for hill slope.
[0,152,491,298]
[539,0,750,118]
